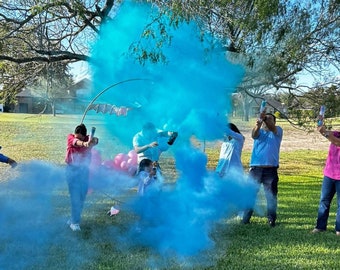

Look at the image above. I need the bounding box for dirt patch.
[204,123,330,152]
[243,128,329,152]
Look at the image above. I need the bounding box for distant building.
[247,97,287,118]
[15,78,93,114]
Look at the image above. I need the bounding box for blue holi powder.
[0,1,257,267]
[86,0,253,261]
[0,161,68,269]
[88,0,244,145]
[124,147,257,262]
[0,160,137,269]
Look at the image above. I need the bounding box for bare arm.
[134,141,158,154]
[252,118,263,139]
[318,126,340,146]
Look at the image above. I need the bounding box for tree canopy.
[150,0,339,121]
[0,0,339,121]
[0,0,111,109]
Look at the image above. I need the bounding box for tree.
[0,0,117,63]
[0,0,107,109]
[149,0,340,123]
[0,0,339,125]
[27,62,73,115]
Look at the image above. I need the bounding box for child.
[215,123,245,178]
[137,158,162,196]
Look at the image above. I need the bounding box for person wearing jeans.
[243,166,279,225]
[242,112,283,227]
[312,125,340,235]
[65,124,98,231]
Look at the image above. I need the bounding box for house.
[15,88,41,113]
[251,97,287,118]
[15,77,93,114]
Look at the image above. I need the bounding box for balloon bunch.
[103,150,138,176]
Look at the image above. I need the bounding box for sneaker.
[311,228,324,233]
[336,231,340,236]
[70,223,81,231]
[268,220,276,227]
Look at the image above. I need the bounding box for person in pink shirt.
[65,123,98,231]
[312,125,340,236]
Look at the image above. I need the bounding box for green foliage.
[302,85,340,118]
[129,14,173,65]
[30,5,44,16]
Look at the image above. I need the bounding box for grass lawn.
[1,113,340,269]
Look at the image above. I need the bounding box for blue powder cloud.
[0,1,257,268]
[88,0,244,145]
[86,0,254,263]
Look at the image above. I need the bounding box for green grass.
[1,113,340,269]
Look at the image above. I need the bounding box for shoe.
[336,231,340,236]
[268,220,276,227]
[70,223,81,231]
[107,206,120,216]
[311,228,324,233]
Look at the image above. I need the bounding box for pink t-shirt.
[65,134,91,165]
[323,131,340,180]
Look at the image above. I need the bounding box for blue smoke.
[0,1,257,268]
[88,1,244,145]
[87,0,254,265]
[0,160,139,269]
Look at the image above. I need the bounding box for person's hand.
[91,137,99,145]
[8,158,17,168]
[148,141,158,148]
[255,118,263,127]
[259,111,267,121]
[149,167,157,177]
[317,125,326,134]
[84,137,98,147]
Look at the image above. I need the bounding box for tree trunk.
[243,102,250,122]
[51,101,56,116]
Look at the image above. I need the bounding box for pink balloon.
[128,150,138,164]
[127,158,138,167]
[114,153,125,165]
[123,154,129,161]
[120,160,128,170]
[128,150,137,158]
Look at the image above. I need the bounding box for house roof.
[16,88,34,97]
[69,78,91,91]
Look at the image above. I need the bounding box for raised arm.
[318,126,340,146]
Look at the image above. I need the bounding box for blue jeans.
[243,167,279,223]
[66,165,89,224]
[315,176,340,231]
